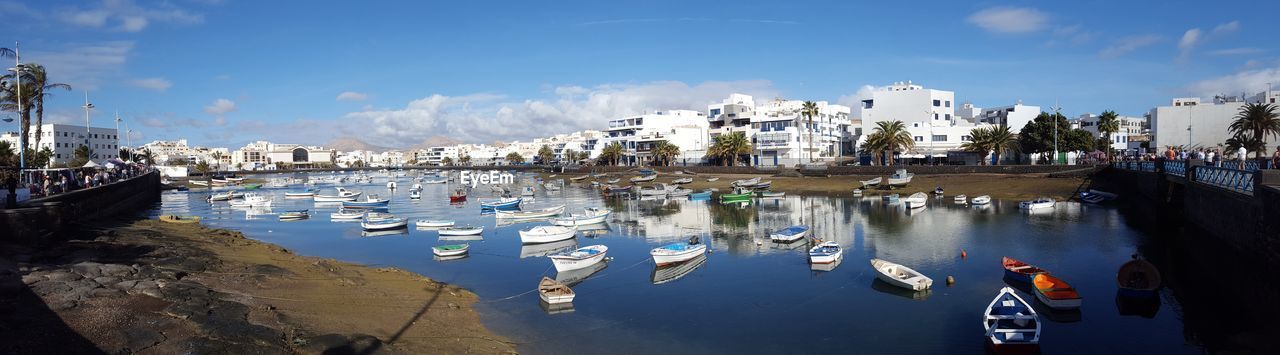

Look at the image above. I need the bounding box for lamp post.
[82,92,94,160]
[1051,100,1061,165]
[114,111,121,160]
[8,42,26,169]
[924,109,934,165]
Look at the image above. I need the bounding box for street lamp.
[82,91,95,159]
[8,42,27,169]
[1051,100,1062,165]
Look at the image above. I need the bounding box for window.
[961,135,971,141]
[945,100,951,107]
[945,114,951,120]
[710,108,721,117]
[933,113,939,120]
[914,136,923,142]
[932,99,940,107]
[932,135,947,142]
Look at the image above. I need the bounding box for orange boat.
[1002,256,1048,283]
[1032,274,1082,310]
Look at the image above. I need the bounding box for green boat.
[719,187,753,203]
[242,184,262,190]
[432,244,470,257]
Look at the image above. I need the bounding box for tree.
[165,156,189,166]
[0,76,34,154]
[599,142,624,166]
[651,140,681,166]
[70,145,91,167]
[1097,110,1120,161]
[706,131,752,166]
[0,141,13,166]
[536,145,555,164]
[194,161,211,177]
[139,148,156,164]
[22,64,71,150]
[985,125,1019,165]
[1228,103,1280,158]
[506,152,525,164]
[211,151,224,171]
[27,147,52,168]
[800,101,820,163]
[1063,129,1096,153]
[1018,112,1071,163]
[119,148,131,162]
[961,127,994,165]
[460,155,471,165]
[860,120,914,166]
[442,156,454,165]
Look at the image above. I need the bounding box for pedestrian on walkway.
[1238,145,1248,169]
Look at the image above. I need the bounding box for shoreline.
[1,219,515,354]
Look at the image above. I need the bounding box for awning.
[82,160,100,168]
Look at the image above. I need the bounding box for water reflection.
[556,261,607,287]
[651,253,707,285]
[869,278,931,301]
[519,239,578,258]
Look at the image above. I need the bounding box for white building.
[1147,90,1280,151]
[231,141,336,170]
[749,98,852,166]
[1076,113,1148,151]
[417,146,459,165]
[0,123,121,166]
[140,139,192,163]
[601,110,709,166]
[857,82,1037,163]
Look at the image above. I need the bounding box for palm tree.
[986,125,1019,165]
[0,77,34,153]
[1228,102,1280,158]
[651,140,681,166]
[708,131,752,166]
[961,127,994,165]
[1097,110,1120,161]
[505,152,525,164]
[211,151,224,171]
[442,156,454,165]
[22,64,71,149]
[961,126,1019,165]
[599,142,624,166]
[865,120,914,166]
[537,145,555,165]
[194,161,211,177]
[800,101,819,163]
[563,148,576,164]
[460,155,471,165]
[0,141,13,166]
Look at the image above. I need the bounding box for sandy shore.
[0,219,514,354]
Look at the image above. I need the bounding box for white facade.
[1076,113,1148,151]
[749,98,852,166]
[1,123,121,166]
[1147,91,1280,150]
[232,141,336,170]
[858,82,987,159]
[973,102,1041,134]
[140,139,192,163]
[601,110,709,166]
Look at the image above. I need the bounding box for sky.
[3,0,1279,149]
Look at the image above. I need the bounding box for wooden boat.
[519,225,576,244]
[1117,257,1162,298]
[983,287,1041,351]
[438,225,484,236]
[903,192,928,209]
[808,241,842,264]
[570,175,591,181]
[639,183,676,197]
[630,175,656,183]
[190,180,209,187]
[432,244,470,257]
[752,181,772,190]
[1002,257,1048,283]
[278,210,309,221]
[229,193,272,207]
[758,190,785,198]
[549,245,609,272]
[971,195,992,205]
[706,177,720,182]
[671,177,693,184]
[330,209,365,220]
[550,207,611,227]
[954,194,968,204]
[538,277,575,304]
[731,177,760,187]
[605,178,620,184]
[719,187,753,203]
[449,188,467,203]
[479,197,522,210]
[1032,274,1082,310]
[769,225,810,242]
[314,187,361,202]
[361,217,408,230]
[225,177,245,183]
[859,177,882,188]
[207,191,244,202]
[496,205,565,219]
[242,184,262,190]
[416,219,456,228]
[650,236,708,266]
[1019,197,1055,210]
[870,258,933,291]
[688,190,713,200]
[933,186,945,196]
[159,215,201,224]
[1080,189,1118,204]
[886,169,913,187]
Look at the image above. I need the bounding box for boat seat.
[986,315,1037,320]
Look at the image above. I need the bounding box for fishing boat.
[521,186,535,196]
[870,258,933,291]
[971,195,992,205]
[706,177,720,182]
[886,169,914,187]
[284,189,316,198]
[361,217,408,230]
[719,187,753,203]
[543,182,562,191]
[550,207,611,227]
[416,219,455,228]
[934,186,945,196]
[207,191,244,202]
[639,183,676,197]
[731,177,761,187]
[330,209,365,220]
[652,253,707,284]
[556,260,607,286]
[225,177,245,183]
[549,245,609,272]
[519,225,576,244]
[438,225,484,236]
[808,241,842,264]
[278,210,309,221]
[479,197,522,210]
[902,192,928,209]
[409,190,421,199]
[242,184,262,190]
[229,193,272,207]
[688,190,713,200]
[954,194,968,204]
[432,244,470,257]
[1080,189,1118,204]
[1019,197,1055,210]
[650,236,708,266]
[496,205,565,219]
[210,178,229,185]
[605,178,620,184]
[570,175,591,181]
[758,190,785,198]
[159,215,201,224]
[1117,256,1162,298]
[342,195,391,209]
[1032,274,1082,310]
[859,177,882,189]
[538,277,575,304]
[671,177,693,184]
[769,225,810,242]
[449,188,467,202]
[667,188,692,197]
[1002,257,1049,283]
[983,287,1042,351]
[314,187,362,202]
[630,175,656,183]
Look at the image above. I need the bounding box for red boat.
[1002,257,1048,283]
[449,188,467,202]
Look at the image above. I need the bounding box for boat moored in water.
[548,245,609,272]
[870,258,933,291]
[983,287,1041,351]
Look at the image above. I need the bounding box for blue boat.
[342,195,391,209]
[479,197,522,210]
[688,190,712,200]
[769,225,810,242]
[638,169,656,175]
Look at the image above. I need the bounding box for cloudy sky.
[4,0,1278,148]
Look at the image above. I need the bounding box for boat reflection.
[1033,302,1083,323]
[520,238,578,258]
[1115,292,1160,318]
[434,254,468,262]
[651,253,707,285]
[361,227,409,237]
[439,234,484,241]
[539,300,575,315]
[555,261,608,286]
[576,222,612,237]
[810,255,842,272]
[495,216,552,227]
[869,278,931,300]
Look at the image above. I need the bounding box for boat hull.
[439,227,484,236]
[1034,290,1082,310]
[520,227,576,244]
[550,248,608,272]
[432,245,469,257]
[651,244,707,266]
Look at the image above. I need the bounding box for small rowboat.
[550,207,611,226]
[668,188,692,197]
[439,225,484,236]
[752,181,772,190]
[1080,189,1118,204]
[983,287,1041,351]
[432,244,470,257]
[851,189,863,197]
[278,210,309,221]
[859,177,882,188]
[933,187,945,196]
[361,217,408,230]
[343,195,391,208]
[1117,257,1162,298]
[409,190,421,199]
[284,190,316,198]
[630,175,656,183]
[519,225,576,244]
[570,175,590,181]
[706,177,720,182]
[903,192,928,209]
[870,258,933,291]
[496,205,565,219]
[207,191,244,201]
[954,194,968,204]
[887,169,913,187]
[732,177,760,187]
[1032,274,1082,310]
[688,190,712,200]
[719,187,753,203]
[190,180,210,186]
[479,197,522,210]
[242,184,262,190]
[650,236,707,266]
[605,178,620,184]
[1019,197,1055,210]
[549,245,609,272]
[808,241,842,264]
[416,219,456,228]
[671,177,693,184]
[331,209,365,220]
[1002,257,1048,283]
[758,190,785,198]
[769,225,810,242]
[971,195,992,205]
[159,215,201,224]
[538,277,575,304]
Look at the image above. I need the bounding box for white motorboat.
[667,188,692,197]
[538,277,575,304]
[851,189,863,197]
[519,225,576,244]
[983,287,1041,350]
[859,177,882,189]
[1079,189,1118,204]
[605,178,621,184]
[548,245,609,272]
[416,219,456,228]
[496,205,565,219]
[769,225,810,242]
[954,194,968,204]
[409,190,421,199]
[361,217,408,230]
[870,258,934,291]
[229,193,272,207]
[438,225,484,236]
[902,192,928,209]
[650,236,708,266]
[630,175,656,183]
[706,177,720,182]
[971,195,992,205]
[652,253,707,284]
[808,241,842,264]
[638,183,676,197]
[758,190,785,198]
[284,190,316,198]
[550,207,611,227]
[314,187,361,202]
[886,169,913,187]
[190,180,210,187]
[1019,197,1055,210]
[330,209,366,220]
[207,191,244,202]
[570,175,591,181]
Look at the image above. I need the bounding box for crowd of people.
[1118,146,1280,170]
[21,163,151,198]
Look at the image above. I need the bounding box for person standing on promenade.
[1165,146,1176,160]
[1237,145,1248,169]
[1271,146,1280,169]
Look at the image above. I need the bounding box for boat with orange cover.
[1116,256,1161,298]
[1002,257,1048,283]
[1032,274,1082,310]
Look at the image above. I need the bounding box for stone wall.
[1,171,161,243]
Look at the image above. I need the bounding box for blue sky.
[4,0,1279,149]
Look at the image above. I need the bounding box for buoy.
[946,276,955,285]
[961,249,967,259]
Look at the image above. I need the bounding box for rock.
[123,327,167,352]
[71,262,104,277]
[99,264,136,277]
[21,274,44,285]
[138,287,164,299]
[946,276,956,286]
[447,302,459,310]
[133,280,159,290]
[93,276,121,287]
[302,334,386,355]
[32,281,72,295]
[90,288,122,297]
[45,272,83,282]
[113,280,139,290]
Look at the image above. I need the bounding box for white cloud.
[56,0,205,32]
[336,91,369,101]
[1212,21,1240,34]
[1208,47,1265,56]
[837,85,878,119]
[25,41,134,90]
[1183,67,1280,98]
[130,77,171,91]
[1177,28,1202,63]
[203,98,236,116]
[966,7,1049,34]
[1098,35,1162,58]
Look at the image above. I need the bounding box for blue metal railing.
[1192,165,1254,194]
[1162,160,1186,177]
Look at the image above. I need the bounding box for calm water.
[151,172,1210,354]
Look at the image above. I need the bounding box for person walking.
[1237,145,1248,169]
